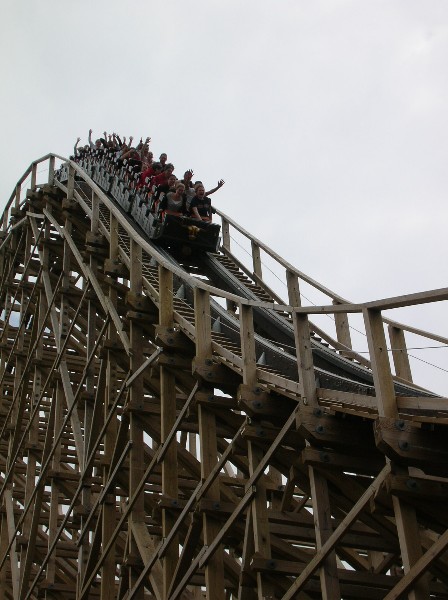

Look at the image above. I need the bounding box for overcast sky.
[1,0,447,392]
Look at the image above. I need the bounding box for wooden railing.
[3,154,447,403]
[216,208,448,391]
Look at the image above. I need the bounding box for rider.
[159,181,187,217]
[188,184,212,222]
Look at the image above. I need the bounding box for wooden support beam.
[159,265,179,598]
[251,241,262,279]
[388,325,413,382]
[332,300,353,357]
[128,239,146,600]
[288,270,340,600]
[364,308,429,600]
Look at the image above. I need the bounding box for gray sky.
[1,0,447,393]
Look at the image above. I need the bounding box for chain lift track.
[0,154,447,600]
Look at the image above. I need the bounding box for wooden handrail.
[4,154,446,350]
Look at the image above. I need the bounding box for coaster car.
[151,214,221,253]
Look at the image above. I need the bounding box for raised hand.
[217,179,225,188]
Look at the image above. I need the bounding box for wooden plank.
[364,308,430,600]
[158,266,179,598]
[198,405,225,600]
[194,288,212,359]
[281,465,390,600]
[333,300,353,357]
[374,417,448,476]
[248,442,276,600]
[309,467,341,599]
[239,304,257,387]
[4,489,19,600]
[388,325,413,382]
[131,521,163,600]
[251,241,262,279]
[297,405,380,455]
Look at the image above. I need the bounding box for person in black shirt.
[189,184,212,222]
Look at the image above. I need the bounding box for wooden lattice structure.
[0,154,447,599]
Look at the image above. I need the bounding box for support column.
[94,204,118,600]
[287,271,341,600]
[240,303,275,600]
[364,308,429,600]
[159,266,179,599]
[128,239,145,599]
[333,300,353,357]
[194,287,225,600]
[388,325,413,382]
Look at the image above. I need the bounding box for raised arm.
[120,149,133,160]
[74,137,81,156]
[205,179,225,196]
[88,129,94,148]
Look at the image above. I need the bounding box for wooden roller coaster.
[0,153,447,599]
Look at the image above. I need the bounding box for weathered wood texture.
[0,155,446,600]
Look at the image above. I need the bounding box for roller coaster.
[0,152,447,599]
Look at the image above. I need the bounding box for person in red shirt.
[152,163,175,187]
[138,162,163,188]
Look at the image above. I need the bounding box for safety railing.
[3,154,447,405]
[216,208,448,393]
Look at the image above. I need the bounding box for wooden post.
[388,325,413,382]
[14,184,21,209]
[239,304,257,387]
[128,239,145,600]
[221,218,230,251]
[364,308,429,600]
[239,303,276,600]
[251,241,262,279]
[31,162,37,191]
[67,164,75,200]
[194,287,225,600]
[48,155,55,186]
[159,265,179,599]
[333,300,353,357]
[287,270,341,600]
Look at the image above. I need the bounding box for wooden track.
[0,154,447,599]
